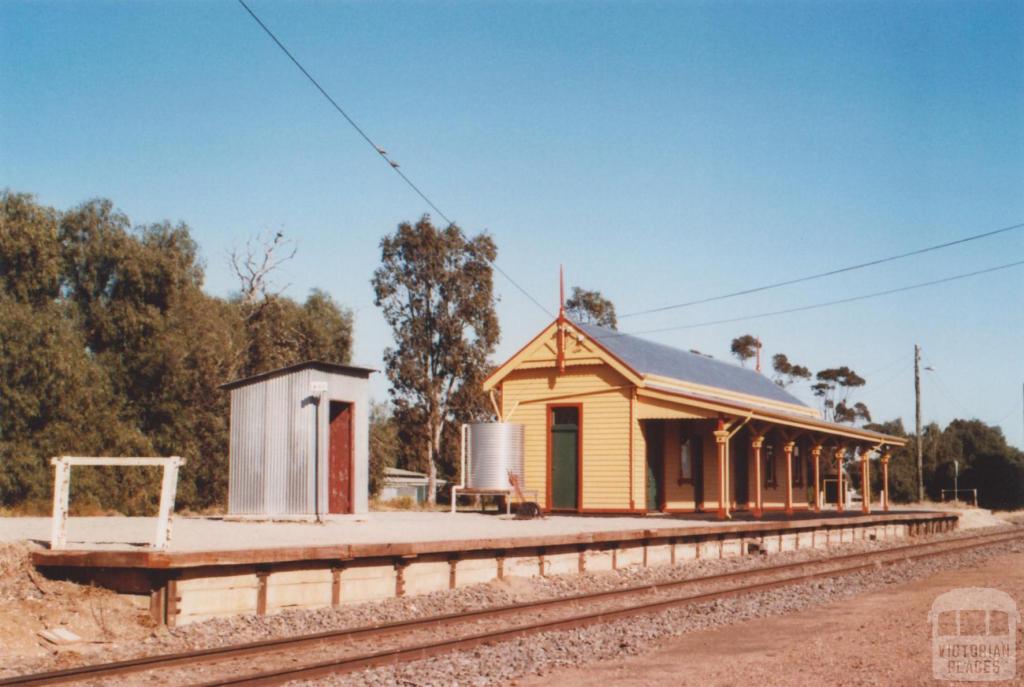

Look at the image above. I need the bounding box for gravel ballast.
[314,533,1024,687]
[3,525,1019,683]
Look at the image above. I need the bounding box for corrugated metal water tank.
[468,422,525,490]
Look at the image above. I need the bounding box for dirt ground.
[514,551,1024,687]
[0,542,155,665]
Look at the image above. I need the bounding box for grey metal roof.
[575,322,808,408]
[220,360,375,391]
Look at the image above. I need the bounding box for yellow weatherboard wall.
[499,325,635,511]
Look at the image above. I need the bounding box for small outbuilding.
[378,467,447,503]
[221,361,374,516]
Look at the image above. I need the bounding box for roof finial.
[559,264,565,319]
[557,264,566,373]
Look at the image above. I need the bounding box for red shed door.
[328,401,353,514]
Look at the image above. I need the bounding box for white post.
[154,458,183,548]
[49,458,71,550]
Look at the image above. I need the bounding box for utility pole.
[915,344,924,502]
[953,460,959,504]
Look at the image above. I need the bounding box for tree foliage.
[812,366,869,423]
[368,401,398,498]
[730,334,761,367]
[731,335,872,425]
[867,418,1024,509]
[565,287,617,329]
[0,191,353,513]
[372,216,499,503]
[771,353,811,388]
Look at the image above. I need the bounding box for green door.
[551,407,579,510]
[645,422,664,511]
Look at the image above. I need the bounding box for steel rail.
[3,524,1018,687]
[196,528,1024,686]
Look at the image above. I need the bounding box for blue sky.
[3,1,1023,447]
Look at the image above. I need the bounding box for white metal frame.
[49,456,185,550]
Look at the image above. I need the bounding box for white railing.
[50,456,185,550]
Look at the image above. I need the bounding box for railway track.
[5,527,1022,687]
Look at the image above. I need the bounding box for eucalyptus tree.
[1,191,355,513]
[812,366,870,423]
[372,216,500,503]
[771,353,811,388]
[565,287,618,329]
[730,334,761,367]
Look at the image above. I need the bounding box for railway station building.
[483,315,907,518]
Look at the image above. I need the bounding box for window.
[679,434,700,484]
[552,406,579,427]
[764,444,777,487]
[793,445,803,486]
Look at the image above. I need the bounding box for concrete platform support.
[402,556,452,596]
[456,553,500,587]
[675,540,699,562]
[544,546,582,576]
[584,547,615,572]
[176,570,258,625]
[646,542,674,567]
[504,548,543,578]
[617,542,646,568]
[34,513,958,627]
[341,562,397,603]
[265,565,332,614]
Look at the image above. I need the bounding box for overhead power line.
[599,258,1024,338]
[621,221,1024,319]
[236,0,553,318]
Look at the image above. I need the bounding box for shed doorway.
[328,401,353,514]
[550,406,580,511]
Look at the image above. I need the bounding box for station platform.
[16,509,959,626]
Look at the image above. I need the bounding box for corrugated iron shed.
[223,360,373,516]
